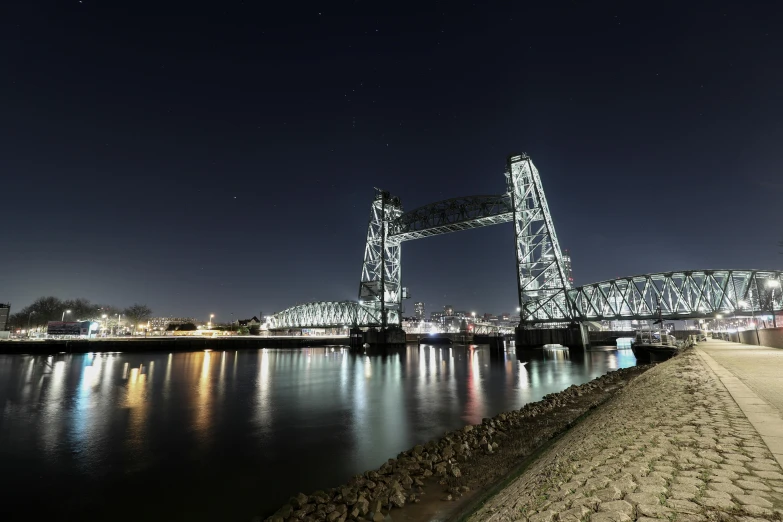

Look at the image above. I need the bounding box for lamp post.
[209,314,214,329]
[716,314,723,336]
[739,300,760,345]
[767,280,780,328]
[117,313,122,336]
[102,314,108,337]
[27,311,36,338]
[62,309,71,321]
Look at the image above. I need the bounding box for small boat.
[631,330,679,363]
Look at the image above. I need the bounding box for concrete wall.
[714,327,783,349]
[516,325,587,349]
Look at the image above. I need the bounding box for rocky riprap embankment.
[264,365,648,522]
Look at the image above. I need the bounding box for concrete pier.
[515,323,589,349]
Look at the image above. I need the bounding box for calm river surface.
[0,344,636,521]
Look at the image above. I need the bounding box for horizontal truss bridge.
[270,269,782,330]
[523,269,783,324]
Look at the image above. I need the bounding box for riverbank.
[262,361,651,522]
[467,346,783,521]
[0,336,349,354]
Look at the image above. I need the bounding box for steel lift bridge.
[269,154,783,331]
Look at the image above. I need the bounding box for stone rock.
[624,492,660,506]
[389,488,406,508]
[699,496,736,510]
[291,493,309,509]
[589,512,632,522]
[594,486,623,502]
[598,500,635,517]
[636,503,672,518]
[527,510,557,522]
[355,495,369,516]
[558,505,591,521]
[708,482,744,495]
[734,494,773,508]
[735,479,771,491]
[311,490,330,504]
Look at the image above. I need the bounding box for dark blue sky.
[1,1,781,320]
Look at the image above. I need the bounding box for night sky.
[2,1,781,320]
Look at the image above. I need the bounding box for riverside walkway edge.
[467,347,783,522]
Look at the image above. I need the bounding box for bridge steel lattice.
[527,269,782,324]
[269,153,782,331]
[268,301,370,330]
[351,153,571,329]
[271,153,571,330]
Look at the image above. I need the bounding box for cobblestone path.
[468,350,783,521]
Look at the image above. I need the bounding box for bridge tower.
[507,154,573,324]
[358,188,404,328]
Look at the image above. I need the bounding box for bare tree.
[123,304,153,333]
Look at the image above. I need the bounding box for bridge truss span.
[267,301,400,330]
[523,269,783,324]
[388,194,514,241]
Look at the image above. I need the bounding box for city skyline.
[2,1,782,319]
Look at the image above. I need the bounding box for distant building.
[430,311,443,324]
[444,304,454,316]
[414,302,425,320]
[149,317,198,331]
[562,249,574,286]
[0,303,10,331]
[236,316,261,327]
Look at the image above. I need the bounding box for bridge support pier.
[514,323,588,350]
[350,326,407,351]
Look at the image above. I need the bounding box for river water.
[0,344,636,521]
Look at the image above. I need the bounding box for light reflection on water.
[0,345,635,521]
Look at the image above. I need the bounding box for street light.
[209,314,215,329]
[102,314,108,336]
[62,309,71,321]
[739,300,760,345]
[767,280,780,328]
[27,311,36,338]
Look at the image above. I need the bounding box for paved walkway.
[698,339,783,470]
[468,343,783,521]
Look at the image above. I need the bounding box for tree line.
[8,297,152,332]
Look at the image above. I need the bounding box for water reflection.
[0,345,635,522]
